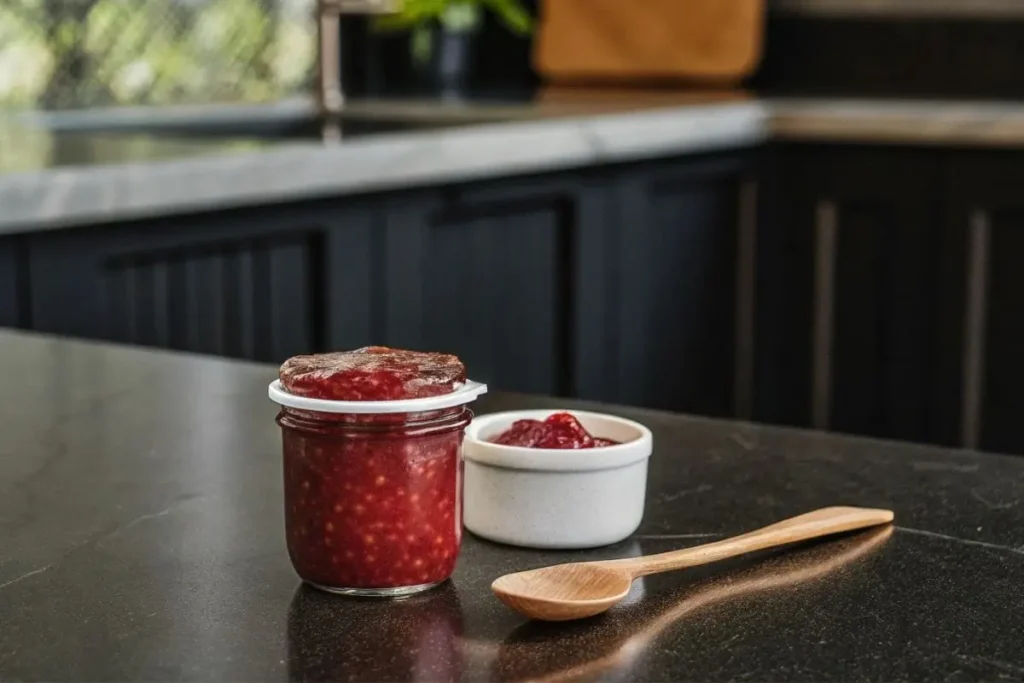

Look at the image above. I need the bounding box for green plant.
[375,0,532,65]
[377,0,531,34]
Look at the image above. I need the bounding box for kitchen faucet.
[316,0,398,139]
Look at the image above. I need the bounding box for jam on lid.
[490,412,620,449]
[279,346,466,401]
[272,346,486,414]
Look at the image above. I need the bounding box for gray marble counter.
[7,95,1024,234]
[0,94,766,234]
[0,125,270,174]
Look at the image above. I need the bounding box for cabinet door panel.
[422,210,561,393]
[568,177,618,402]
[610,160,746,416]
[324,210,376,352]
[382,189,572,396]
[755,147,815,427]
[829,197,937,441]
[943,155,1024,454]
[983,212,1024,453]
[759,146,947,444]
[27,204,338,362]
[0,239,22,329]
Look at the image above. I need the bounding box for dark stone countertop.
[0,330,1021,682]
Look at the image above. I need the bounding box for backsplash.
[0,0,316,110]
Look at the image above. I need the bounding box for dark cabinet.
[941,155,1024,455]
[26,205,334,362]
[815,148,946,445]
[760,144,1024,455]
[757,145,952,445]
[8,153,753,413]
[596,158,752,417]
[13,139,1024,453]
[13,142,1024,454]
[20,176,583,399]
[0,238,22,329]
[319,180,583,397]
[374,183,578,397]
[360,157,755,409]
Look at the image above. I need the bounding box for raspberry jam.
[272,347,483,597]
[280,346,465,401]
[490,412,620,449]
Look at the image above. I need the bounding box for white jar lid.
[267,379,487,414]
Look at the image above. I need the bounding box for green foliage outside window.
[0,0,316,109]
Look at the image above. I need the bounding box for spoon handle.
[608,506,893,578]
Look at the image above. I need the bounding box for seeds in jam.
[490,412,620,449]
[282,425,463,589]
[276,347,472,592]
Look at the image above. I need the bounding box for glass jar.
[269,379,486,597]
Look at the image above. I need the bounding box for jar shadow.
[287,581,465,682]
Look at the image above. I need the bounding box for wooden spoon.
[491,506,894,621]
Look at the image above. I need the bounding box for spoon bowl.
[491,506,895,621]
[492,563,633,621]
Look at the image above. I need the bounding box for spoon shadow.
[483,525,893,683]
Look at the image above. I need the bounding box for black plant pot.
[426,25,476,100]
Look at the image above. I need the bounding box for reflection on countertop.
[287,583,467,682]
[283,528,894,682]
[483,526,891,683]
[340,88,755,122]
[1,89,757,174]
[0,124,268,174]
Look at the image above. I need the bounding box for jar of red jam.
[269,347,487,597]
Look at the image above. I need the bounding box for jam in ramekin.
[490,412,619,449]
[272,347,484,597]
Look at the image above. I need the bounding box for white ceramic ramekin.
[462,410,654,549]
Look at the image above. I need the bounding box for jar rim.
[268,379,487,414]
